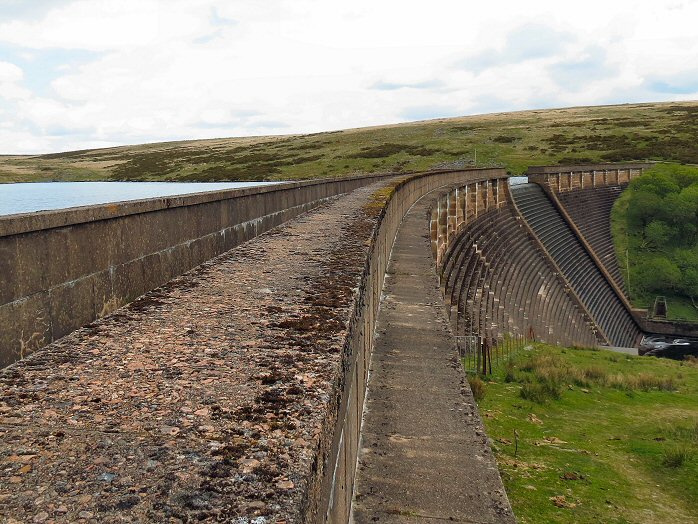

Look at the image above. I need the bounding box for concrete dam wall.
[437,186,601,348]
[557,186,628,293]
[0,162,659,522]
[510,183,641,347]
[0,168,510,523]
[437,163,650,350]
[0,174,388,368]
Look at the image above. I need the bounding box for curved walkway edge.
[351,190,515,523]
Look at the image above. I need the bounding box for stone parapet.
[0,174,387,367]
[0,168,509,524]
[527,163,651,193]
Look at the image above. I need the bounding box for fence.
[457,334,529,374]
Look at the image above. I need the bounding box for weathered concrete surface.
[0,181,390,523]
[527,162,650,187]
[351,191,514,523]
[638,317,698,337]
[0,173,387,368]
[0,168,510,523]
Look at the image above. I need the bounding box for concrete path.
[351,191,515,523]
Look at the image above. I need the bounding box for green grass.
[2,101,698,183]
[474,344,698,524]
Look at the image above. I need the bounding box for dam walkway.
[0,181,388,522]
[351,191,514,523]
[0,172,512,523]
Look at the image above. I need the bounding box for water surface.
[0,181,281,216]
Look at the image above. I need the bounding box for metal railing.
[457,334,528,374]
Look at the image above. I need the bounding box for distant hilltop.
[1,100,697,184]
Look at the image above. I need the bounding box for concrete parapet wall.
[316,168,505,522]
[0,174,387,368]
[0,167,509,522]
[527,163,651,193]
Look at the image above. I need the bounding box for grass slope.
[473,344,698,524]
[1,101,698,183]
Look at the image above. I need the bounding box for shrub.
[520,382,562,403]
[670,420,698,442]
[576,366,607,387]
[583,366,607,381]
[523,354,571,389]
[521,353,565,373]
[639,373,675,391]
[684,355,698,367]
[504,359,517,383]
[662,445,692,468]
[607,373,628,390]
[469,375,486,401]
[608,372,676,391]
[568,368,594,388]
[534,365,567,386]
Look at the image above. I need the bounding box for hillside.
[1,101,697,183]
[474,344,698,524]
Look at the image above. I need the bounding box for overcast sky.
[0,0,697,154]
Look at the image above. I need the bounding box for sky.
[0,0,697,154]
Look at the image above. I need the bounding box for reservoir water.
[0,181,281,216]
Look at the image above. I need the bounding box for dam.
[0,163,662,522]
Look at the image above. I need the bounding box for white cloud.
[0,0,697,153]
[0,61,31,102]
[0,0,214,51]
[0,61,23,82]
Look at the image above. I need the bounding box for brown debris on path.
[0,180,395,523]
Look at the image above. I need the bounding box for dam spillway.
[510,183,641,347]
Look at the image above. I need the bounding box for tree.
[679,184,698,215]
[626,190,662,230]
[620,164,698,305]
[632,257,681,295]
[644,220,674,249]
[673,247,698,270]
[680,268,698,302]
[629,171,679,197]
[667,165,698,189]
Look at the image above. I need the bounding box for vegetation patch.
[474,344,698,523]
[611,163,698,320]
[468,375,487,401]
[346,143,440,159]
[492,135,519,144]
